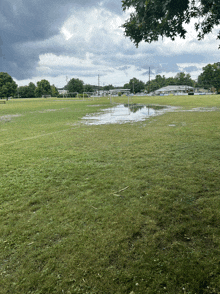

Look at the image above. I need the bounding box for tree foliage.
[18,86,29,98]
[198,62,220,91]
[18,82,36,98]
[84,84,94,92]
[103,84,115,91]
[28,82,36,98]
[145,72,194,92]
[146,75,167,92]
[18,82,58,98]
[35,80,52,97]
[66,78,84,94]
[51,85,59,97]
[175,72,194,86]
[0,72,17,98]
[122,0,220,47]
[124,77,145,93]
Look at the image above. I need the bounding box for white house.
[58,89,68,95]
[155,85,194,95]
[109,89,130,95]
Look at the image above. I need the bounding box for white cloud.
[177,62,207,71]
[61,27,73,41]
[59,7,127,47]
[37,53,94,68]
[14,5,220,88]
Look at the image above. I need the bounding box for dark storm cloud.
[0,36,3,57]
[1,0,70,78]
[0,0,123,79]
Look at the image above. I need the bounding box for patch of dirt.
[0,114,21,123]
[38,108,66,113]
[178,107,219,112]
[87,105,103,107]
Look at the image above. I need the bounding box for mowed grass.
[0,96,220,293]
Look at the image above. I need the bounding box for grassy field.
[0,95,220,293]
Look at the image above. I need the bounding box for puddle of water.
[82,104,173,125]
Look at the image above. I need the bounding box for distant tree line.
[122,73,195,94]
[1,64,220,99]
[17,80,59,98]
[124,65,220,94]
[63,78,115,96]
[145,72,195,93]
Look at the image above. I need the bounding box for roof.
[109,89,130,93]
[58,89,68,94]
[155,85,193,93]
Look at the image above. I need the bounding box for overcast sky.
[1,0,220,88]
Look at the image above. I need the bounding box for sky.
[0,0,220,88]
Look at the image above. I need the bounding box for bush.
[77,94,89,98]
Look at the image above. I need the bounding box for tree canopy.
[35,80,52,97]
[18,82,36,98]
[17,82,59,98]
[124,77,145,93]
[0,72,17,98]
[103,84,115,91]
[145,72,194,92]
[84,84,94,92]
[198,62,220,91]
[65,78,84,94]
[51,85,59,97]
[122,0,220,47]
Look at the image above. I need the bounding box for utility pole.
[98,74,100,96]
[149,67,151,93]
[65,76,68,98]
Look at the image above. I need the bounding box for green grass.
[0,96,220,293]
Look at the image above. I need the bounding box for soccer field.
[1,96,220,293]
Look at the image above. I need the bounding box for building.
[58,89,68,95]
[194,88,213,95]
[155,85,194,96]
[109,89,130,95]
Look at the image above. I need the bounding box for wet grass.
[117,94,220,109]
[0,96,220,293]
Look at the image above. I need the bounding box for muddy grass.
[0,114,22,123]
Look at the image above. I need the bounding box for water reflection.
[124,103,144,113]
[124,103,166,113]
[82,104,170,125]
